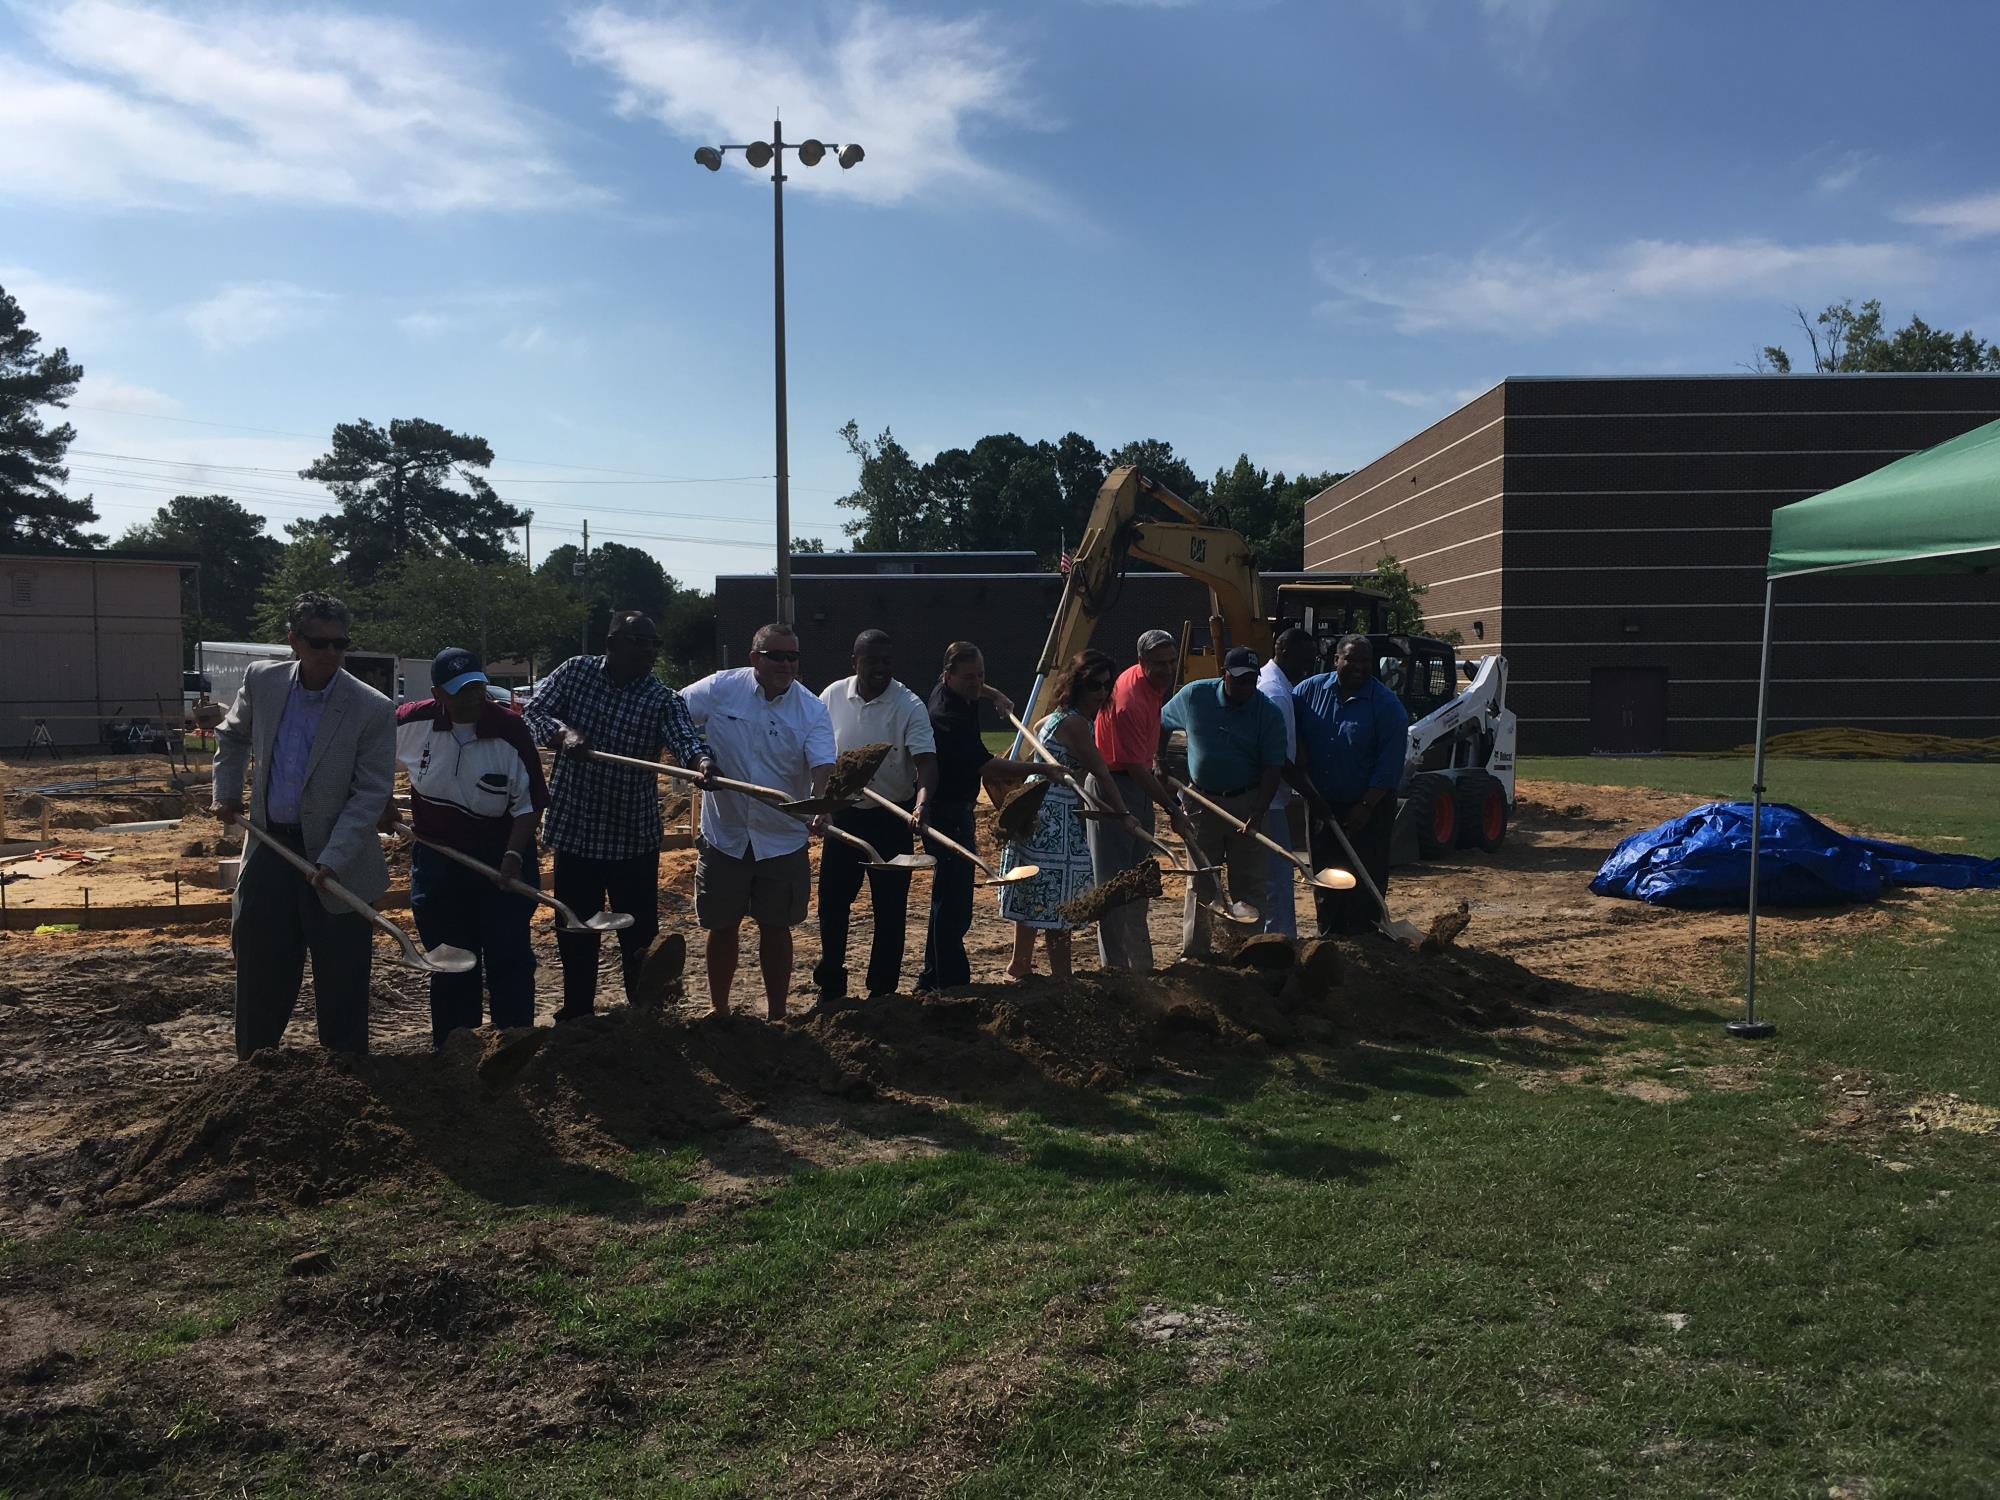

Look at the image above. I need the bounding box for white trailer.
[196,641,400,710]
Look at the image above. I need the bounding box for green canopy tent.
[1737,414,2000,1037]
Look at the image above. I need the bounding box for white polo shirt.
[681,667,837,859]
[1256,659,1299,809]
[819,676,935,804]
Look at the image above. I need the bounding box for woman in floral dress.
[1000,649,1143,981]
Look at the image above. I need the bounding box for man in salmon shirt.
[1085,628,1197,972]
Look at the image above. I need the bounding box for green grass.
[1520,755,2000,848]
[7,762,1997,1497]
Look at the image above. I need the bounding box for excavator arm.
[1021,466,1273,728]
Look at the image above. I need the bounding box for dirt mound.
[1059,859,1162,925]
[826,742,893,802]
[98,937,1551,1215]
[993,778,1053,844]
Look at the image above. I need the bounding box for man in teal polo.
[1158,646,1288,956]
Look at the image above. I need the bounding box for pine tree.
[0,282,101,549]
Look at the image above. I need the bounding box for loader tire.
[1408,773,1458,859]
[1455,771,1509,853]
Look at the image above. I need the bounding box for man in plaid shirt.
[523,611,713,1019]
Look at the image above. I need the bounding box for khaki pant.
[1181,789,1269,958]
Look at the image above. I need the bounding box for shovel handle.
[405,830,599,927]
[241,822,403,943]
[858,786,999,877]
[581,748,787,804]
[1312,808,1392,913]
[1168,775,1313,878]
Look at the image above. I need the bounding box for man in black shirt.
[916,641,1041,993]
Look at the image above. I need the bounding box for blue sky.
[5,0,1997,590]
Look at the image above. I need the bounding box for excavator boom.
[1022,466,1271,727]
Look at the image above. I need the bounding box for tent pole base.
[1725,1018,1777,1040]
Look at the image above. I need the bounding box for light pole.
[695,122,864,628]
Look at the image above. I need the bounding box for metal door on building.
[1590,667,1668,753]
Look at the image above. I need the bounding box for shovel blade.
[585,911,636,931]
[981,862,1040,886]
[779,797,844,815]
[419,943,479,974]
[1307,867,1357,891]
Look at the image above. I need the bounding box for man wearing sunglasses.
[523,610,715,1019]
[211,591,396,1058]
[680,623,836,1020]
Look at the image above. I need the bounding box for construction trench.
[0,754,1965,1485]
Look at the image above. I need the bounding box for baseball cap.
[431,647,488,695]
[1222,646,1260,678]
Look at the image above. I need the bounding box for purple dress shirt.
[265,674,331,825]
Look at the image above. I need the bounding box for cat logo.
[1189,537,1207,563]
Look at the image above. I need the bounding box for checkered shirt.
[521,654,711,860]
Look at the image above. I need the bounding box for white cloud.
[499,324,586,358]
[1815,148,1876,195]
[185,282,331,350]
[1897,191,2000,241]
[397,310,451,339]
[0,265,117,346]
[1316,237,1930,338]
[0,0,595,213]
[568,3,1039,208]
[80,374,181,415]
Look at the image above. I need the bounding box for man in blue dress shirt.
[1292,634,1409,936]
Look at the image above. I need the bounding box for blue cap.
[1222,645,1260,677]
[431,647,487,695]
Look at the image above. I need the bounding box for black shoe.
[552,1004,594,1023]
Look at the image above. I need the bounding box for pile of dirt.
[96,937,1554,1215]
[1059,859,1162,926]
[826,742,891,802]
[993,778,1054,843]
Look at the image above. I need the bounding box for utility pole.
[522,510,533,570]
[693,124,864,629]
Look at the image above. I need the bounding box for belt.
[267,821,305,837]
[1194,785,1255,800]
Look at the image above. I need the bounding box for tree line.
[834,422,1342,572]
[0,282,715,682]
[5,275,1997,679]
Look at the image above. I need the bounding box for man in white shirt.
[814,630,938,1007]
[1257,627,1322,939]
[680,624,836,1019]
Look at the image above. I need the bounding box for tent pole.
[1730,578,1778,1040]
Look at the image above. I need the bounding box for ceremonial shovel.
[1003,710,1259,927]
[241,822,476,974]
[1310,811,1427,948]
[858,786,1039,886]
[403,831,634,933]
[1167,776,1357,893]
[581,747,934,871]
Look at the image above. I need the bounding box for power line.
[65,404,851,490]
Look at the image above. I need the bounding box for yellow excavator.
[1018,465,1517,861]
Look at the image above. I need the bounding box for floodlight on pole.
[690,118,864,628]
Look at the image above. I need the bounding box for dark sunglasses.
[758,649,801,663]
[302,635,351,651]
[1084,674,1113,689]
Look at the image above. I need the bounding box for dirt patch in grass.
[1815,1074,2000,1143]
[93,937,1540,1216]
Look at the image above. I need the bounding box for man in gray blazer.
[211,591,396,1058]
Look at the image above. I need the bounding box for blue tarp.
[1590,801,2000,909]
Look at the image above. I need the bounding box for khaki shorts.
[695,838,812,930]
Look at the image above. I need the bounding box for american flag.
[1058,549,1072,575]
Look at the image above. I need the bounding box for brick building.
[1304,375,2000,754]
